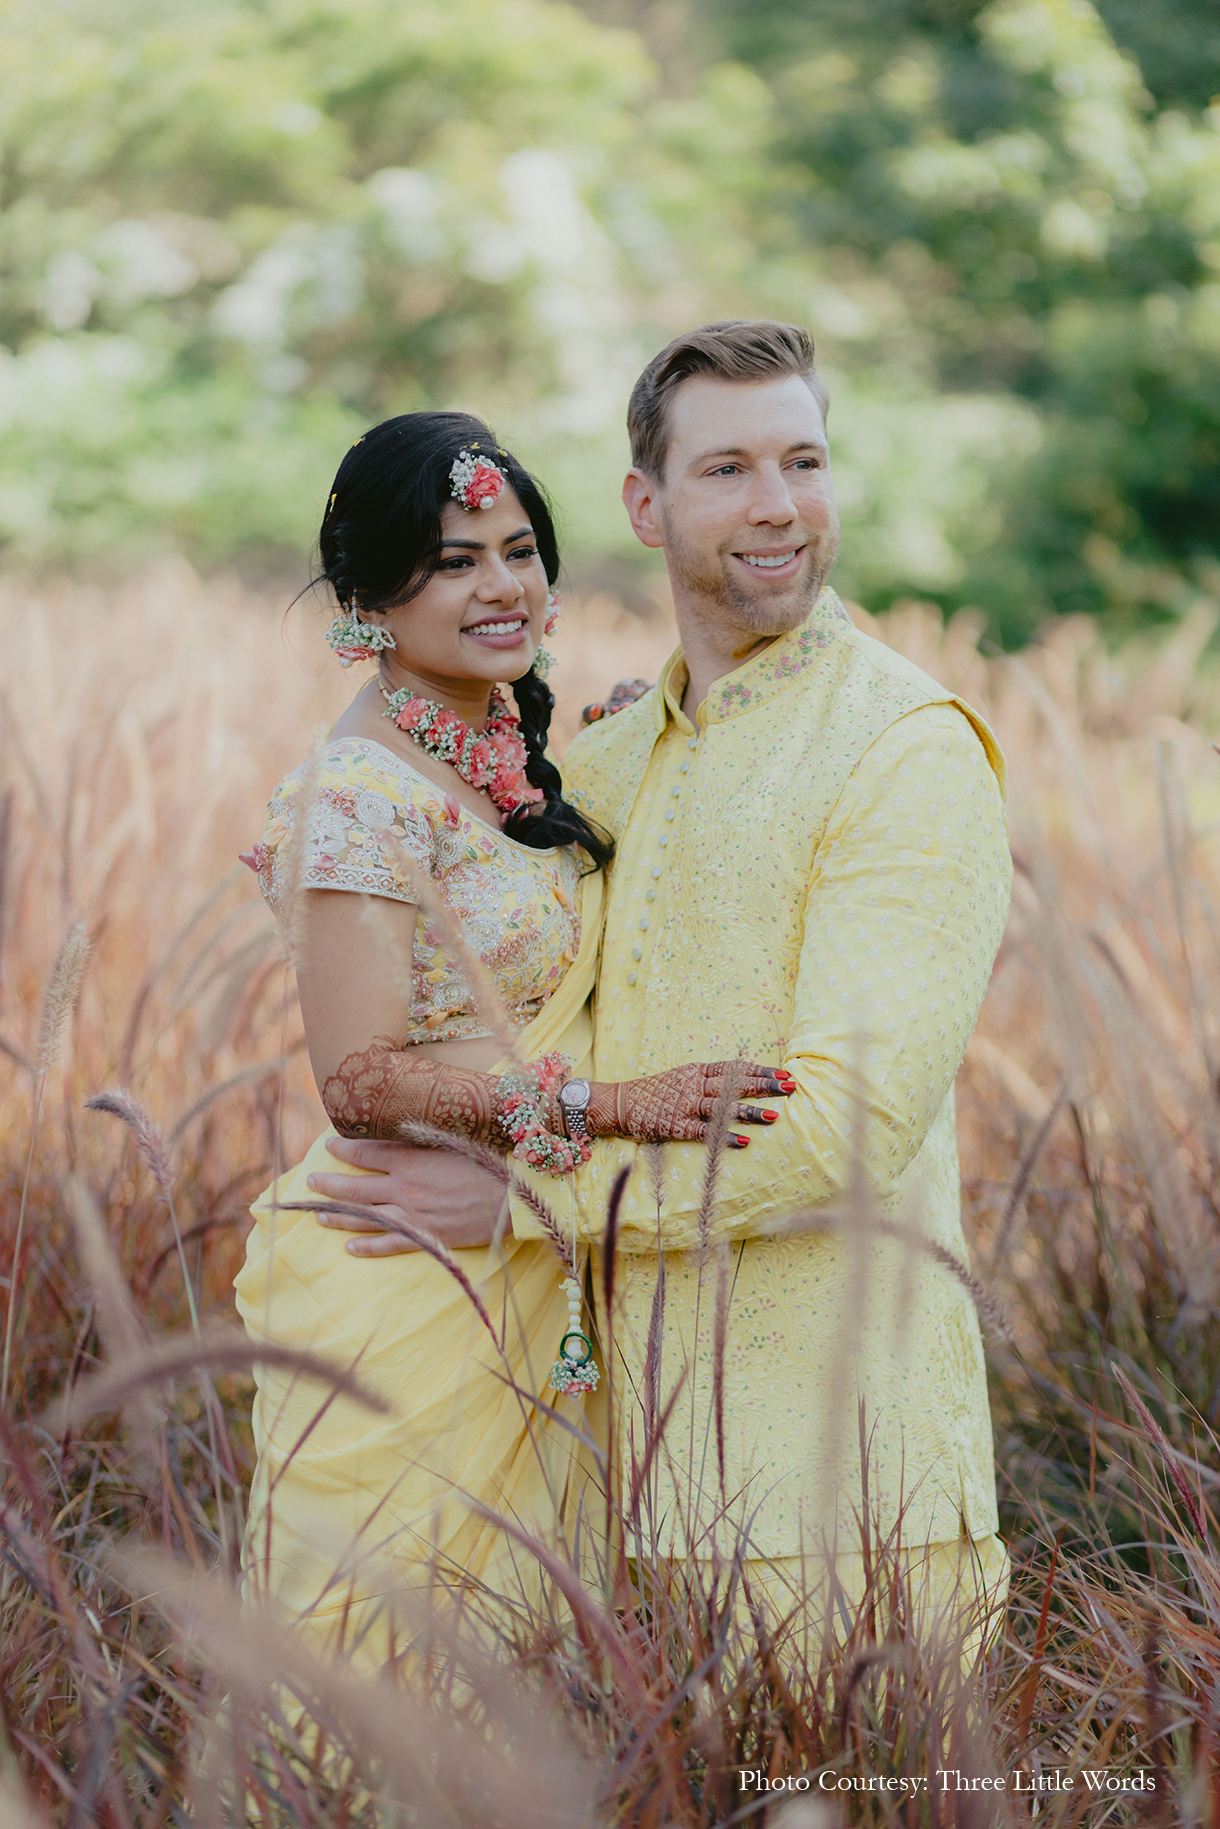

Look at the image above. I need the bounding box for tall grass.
[3,566,1220,1822]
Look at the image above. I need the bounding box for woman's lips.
[461,616,530,649]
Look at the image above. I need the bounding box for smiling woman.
[312,413,608,862]
[233,409,790,1660]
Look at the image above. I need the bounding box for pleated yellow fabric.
[234,871,603,1670]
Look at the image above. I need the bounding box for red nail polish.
[731,1134,749,1148]
[762,1110,778,1123]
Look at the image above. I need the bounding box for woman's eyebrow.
[439,525,534,551]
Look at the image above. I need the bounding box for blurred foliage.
[1,0,1218,638]
[0,0,779,575]
[709,0,1220,637]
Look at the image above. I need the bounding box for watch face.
[561,1078,592,1109]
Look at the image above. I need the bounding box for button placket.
[628,729,696,989]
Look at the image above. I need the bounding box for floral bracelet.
[497,1051,592,1177]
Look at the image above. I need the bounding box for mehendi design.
[322,1044,792,1151]
[322,1037,512,1147]
[585,1061,794,1143]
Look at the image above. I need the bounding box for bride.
[234,412,790,1666]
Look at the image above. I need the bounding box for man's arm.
[509,701,1012,1252]
[307,1141,509,1255]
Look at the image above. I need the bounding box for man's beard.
[660,512,838,638]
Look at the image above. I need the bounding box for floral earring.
[325,598,397,669]
[533,588,560,680]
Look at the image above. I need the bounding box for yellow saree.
[234,869,603,1670]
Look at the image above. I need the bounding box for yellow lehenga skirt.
[233,876,605,1672]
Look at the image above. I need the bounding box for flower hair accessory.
[325,603,397,669]
[450,448,506,512]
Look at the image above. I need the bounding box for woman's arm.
[294,888,789,1150]
[293,887,509,1144]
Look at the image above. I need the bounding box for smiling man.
[507,319,1013,1627]
[316,321,1013,1635]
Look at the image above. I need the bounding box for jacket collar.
[655,586,853,732]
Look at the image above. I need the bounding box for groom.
[312,320,1011,1609]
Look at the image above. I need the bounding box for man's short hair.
[627,319,829,479]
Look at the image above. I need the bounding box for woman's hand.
[585,1061,795,1146]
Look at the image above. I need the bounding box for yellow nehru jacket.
[510,588,1012,1563]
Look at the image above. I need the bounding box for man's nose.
[746,463,797,525]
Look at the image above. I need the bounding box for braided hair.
[315,411,613,870]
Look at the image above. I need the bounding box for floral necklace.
[380,682,544,818]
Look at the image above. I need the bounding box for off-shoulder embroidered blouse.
[253,737,583,1045]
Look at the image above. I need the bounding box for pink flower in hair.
[449,448,506,512]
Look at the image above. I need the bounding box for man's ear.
[622,468,665,550]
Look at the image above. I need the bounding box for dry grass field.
[3,566,1220,1823]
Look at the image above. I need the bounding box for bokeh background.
[3,0,1218,641]
[7,6,1220,1817]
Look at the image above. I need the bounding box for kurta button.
[665,809,676,820]
[646,889,656,901]
[639,917,649,931]
[631,945,642,960]
[650,866,662,878]
[687,737,698,750]
[657,836,669,847]
[627,971,637,984]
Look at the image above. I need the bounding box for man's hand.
[307,1136,508,1256]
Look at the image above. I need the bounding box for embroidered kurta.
[509,588,1011,1560]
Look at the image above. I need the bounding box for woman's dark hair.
[315,411,612,870]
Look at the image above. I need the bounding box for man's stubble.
[659,507,840,642]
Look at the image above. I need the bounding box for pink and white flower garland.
[496,1050,592,1177]
[380,683,544,818]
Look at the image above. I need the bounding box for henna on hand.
[585,1061,794,1145]
[322,1037,515,1147]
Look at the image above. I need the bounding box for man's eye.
[713,464,741,477]
[791,457,822,471]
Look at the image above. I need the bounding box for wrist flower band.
[496,1051,591,1176]
[493,1050,600,1397]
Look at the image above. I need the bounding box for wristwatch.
[558,1077,593,1143]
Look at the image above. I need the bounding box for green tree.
[0,0,777,573]
[710,0,1220,637]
